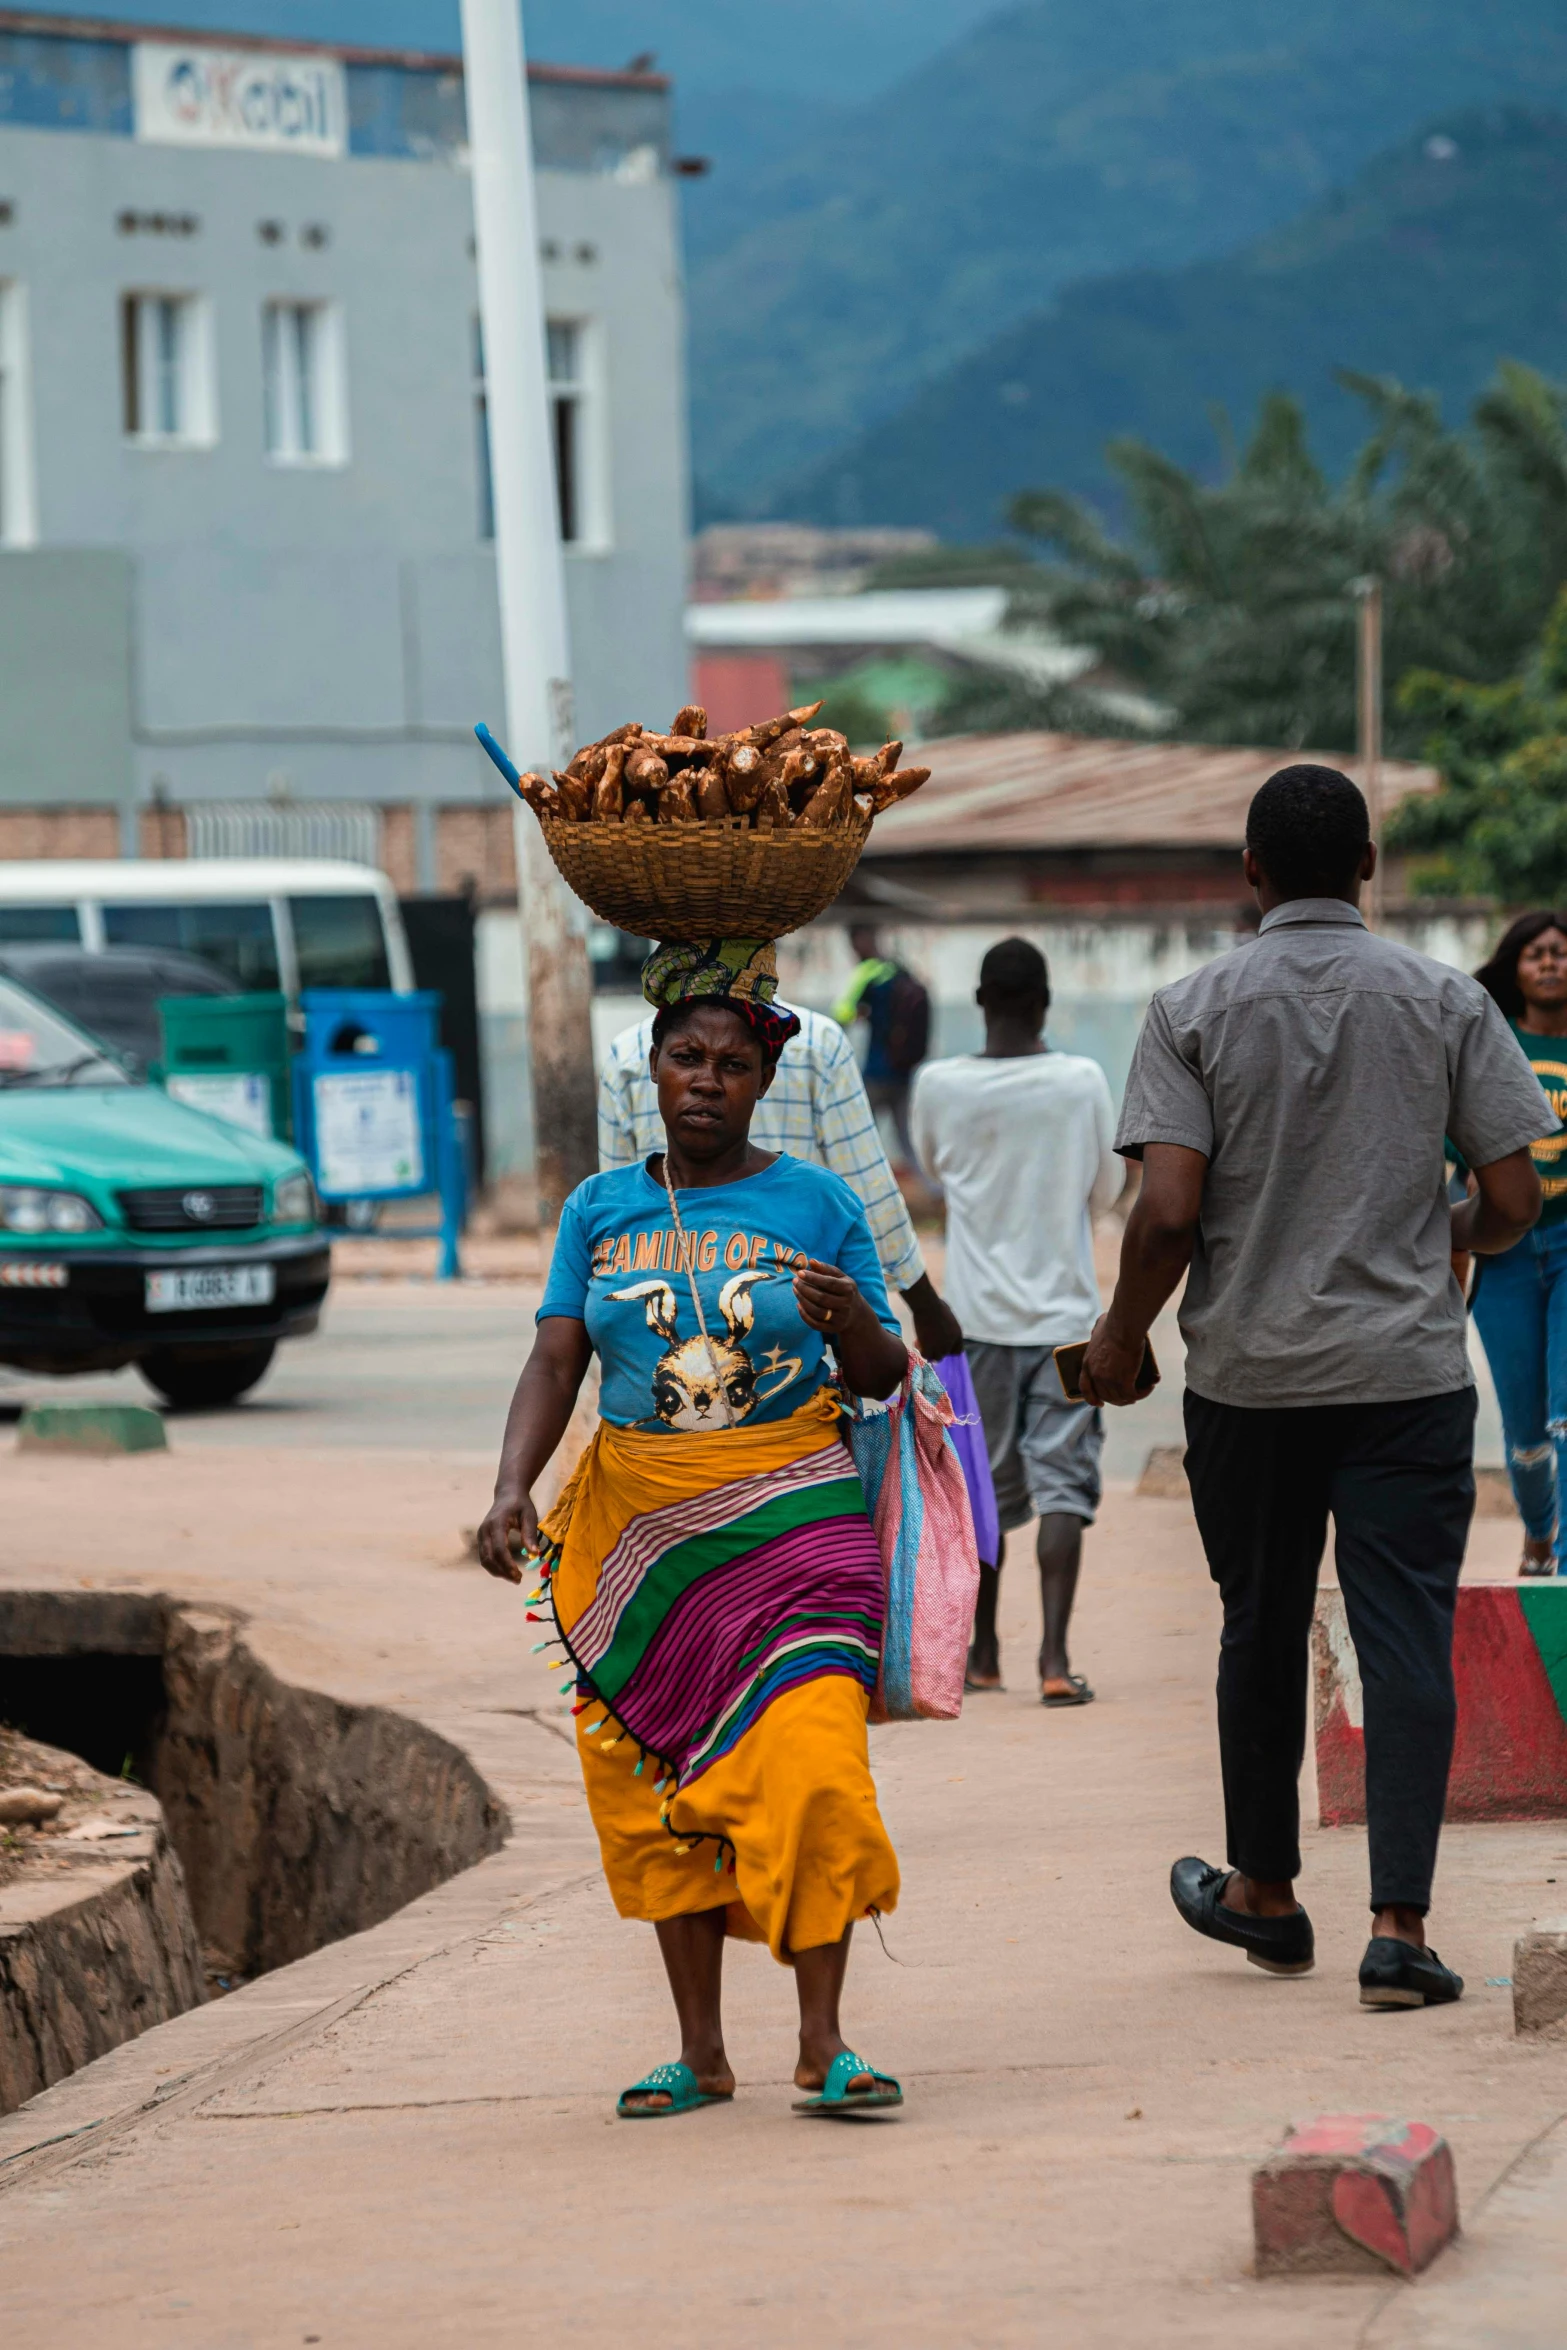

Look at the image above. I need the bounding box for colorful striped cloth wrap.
[537,1386,885,1793]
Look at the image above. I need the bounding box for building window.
[473,313,494,541]
[471,314,603,548]
[121,292,216,447]
[116,211,199,239]
[547,318,586,545]
[262,300,346,465]
[0,280,37,545]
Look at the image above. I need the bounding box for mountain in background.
[10,0,993,283]
[688,0,1567,515]
[30,0,1567,540]
[8,0,456,45]
[9,0,992,100]
[783,108,1567,539]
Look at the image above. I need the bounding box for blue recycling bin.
[291,989,466,1278]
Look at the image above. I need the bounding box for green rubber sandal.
[793,2049,903,2117]
[616,2061,732,2119]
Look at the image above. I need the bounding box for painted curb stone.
[17,1404,168,1456]
[1253,2114,1459,2278]
[1514,1917,1567,2038]
[1136,1445,1188,1499]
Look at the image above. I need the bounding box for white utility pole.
[460,0,598,1219]
[1356,575,1385,930]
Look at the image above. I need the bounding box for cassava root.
[524,703,927,833]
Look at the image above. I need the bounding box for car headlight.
[272,1173,317,1225]
[0,1186,104,1235]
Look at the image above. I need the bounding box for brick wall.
[137,807,190,859]
[0,809,121,859]
[437,806,517,899]
[379,806,418,895]
[0,801,522,905]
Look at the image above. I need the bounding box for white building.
[0,11,689,895]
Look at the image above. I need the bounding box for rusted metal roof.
[870,732,1440,855]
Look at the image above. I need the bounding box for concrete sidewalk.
[1,1417,1565,2346]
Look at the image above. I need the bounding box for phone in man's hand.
[1054,1337,1159,1404]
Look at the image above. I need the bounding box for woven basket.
[538,808,873,942]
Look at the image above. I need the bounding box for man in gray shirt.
[1083,765,1553,2009]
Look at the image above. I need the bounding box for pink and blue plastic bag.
[843,1357,982,1722]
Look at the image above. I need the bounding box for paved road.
[0,1260,1512,1470]
[0,1399,1556,2348]
[0,1279,533,1457]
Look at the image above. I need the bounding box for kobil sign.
[133,42,346,158]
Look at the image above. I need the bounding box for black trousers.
[1182,1386,1476,1914]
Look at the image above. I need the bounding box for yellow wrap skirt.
[542,1390,899,1962]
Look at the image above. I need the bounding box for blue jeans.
[1471,1219,1567,1566]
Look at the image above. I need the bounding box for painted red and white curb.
[1253,2114,1459,2277]
[1313,1584,1567,1824]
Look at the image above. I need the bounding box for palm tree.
[1387,584,1567,901]
[1005,365,1567,754]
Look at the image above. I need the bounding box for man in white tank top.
[911,938,1122,1704]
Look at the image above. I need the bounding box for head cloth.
[641,939,802,1061]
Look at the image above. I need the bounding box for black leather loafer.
[1169,1856,1315,1975]
[1358,1937,1464,2009]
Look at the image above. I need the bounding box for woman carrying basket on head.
[478,940,908,2119]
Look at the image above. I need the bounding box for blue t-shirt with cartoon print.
[537,1154,898,1431]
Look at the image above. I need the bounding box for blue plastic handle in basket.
[474,723,526,799]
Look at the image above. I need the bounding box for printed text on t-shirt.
[589,1228,810,1279]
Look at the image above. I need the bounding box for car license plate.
[145,1266,276,1314]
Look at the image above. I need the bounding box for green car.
[0,972,329,1408]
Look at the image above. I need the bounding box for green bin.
[157,992,292,1141]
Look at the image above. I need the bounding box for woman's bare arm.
[793,1260,908,1398]
[477,1316,593,1582]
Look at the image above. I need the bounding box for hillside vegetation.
[689,0,1567,512]
[985,358,1567,758]
[787,109,1567,537]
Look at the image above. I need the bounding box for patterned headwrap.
[641,939,802,1063]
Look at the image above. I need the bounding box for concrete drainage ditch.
[0,1591,507,2114]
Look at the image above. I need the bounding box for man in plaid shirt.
[597,1002,964,1360]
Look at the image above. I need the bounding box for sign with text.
[312,1069,424,1197]
[133,42,346,158]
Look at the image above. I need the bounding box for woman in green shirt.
[1472,912,1567,1575]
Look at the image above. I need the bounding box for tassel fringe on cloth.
[535,1388,900,1961]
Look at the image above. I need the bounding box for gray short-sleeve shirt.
[1115,898,1558,1408]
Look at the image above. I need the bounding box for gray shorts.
[966,1339,1104,1540]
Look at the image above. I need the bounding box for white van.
[0,860,414,999]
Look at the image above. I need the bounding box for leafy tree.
[1005,363,1567,753]
[862,542,1046,591]
[925,666,1101,738]
[800,659,952,747]
[1386,586,1567,900]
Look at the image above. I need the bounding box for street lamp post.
[460,0,598,1221]
[1355,575,1385,930]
